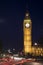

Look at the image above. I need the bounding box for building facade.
[23,11,43,56]
[23,11,32,54]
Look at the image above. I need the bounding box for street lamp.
[34,43,37,46]
[34,43,37,56]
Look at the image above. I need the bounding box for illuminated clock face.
[25,23,30,28]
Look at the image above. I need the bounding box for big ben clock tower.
[23,11,32,54]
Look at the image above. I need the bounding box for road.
[23,62,43,65]
[0,58,43,65]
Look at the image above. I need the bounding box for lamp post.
[34,43,37,56]
[34,43,37,46]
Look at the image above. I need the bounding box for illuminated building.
[23,11,43,56]
[23,11,32,54]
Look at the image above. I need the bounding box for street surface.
[23,62,43,65]
[0,57,43,65]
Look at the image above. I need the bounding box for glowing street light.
[34,43,37,56]
[34,43,37,46]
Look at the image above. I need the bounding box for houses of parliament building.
[23,11,43,56]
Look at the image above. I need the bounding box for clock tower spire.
[25,11,30,19]
[23,11,32,54]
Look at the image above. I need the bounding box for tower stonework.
[23,12,32,54]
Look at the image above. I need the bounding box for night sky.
[0,0,43,51]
